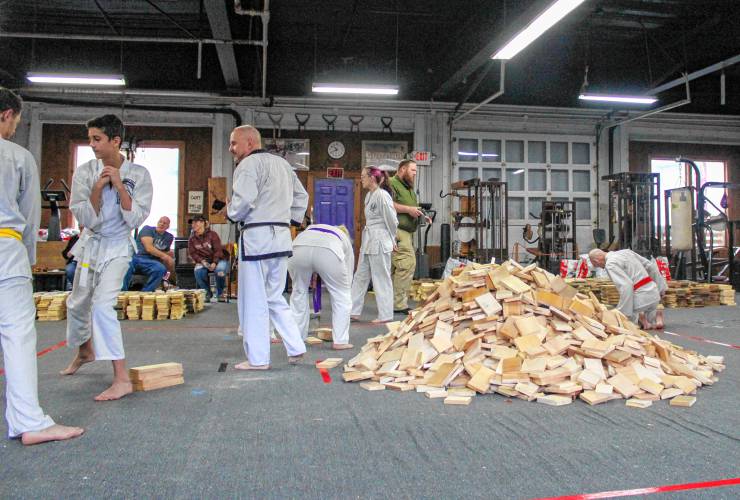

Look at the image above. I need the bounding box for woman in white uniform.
[61,115,153,401]
[350,166,398,323]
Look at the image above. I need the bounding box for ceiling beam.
[432,0,583,99]
[204,0,241,89]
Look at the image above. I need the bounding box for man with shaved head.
[122,215,174,291]
[227,125,308,369]
[589,248,666,330]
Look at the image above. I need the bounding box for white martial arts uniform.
[228,150,308,366]
[66,158,152,360]
[605,249,667,323]
[0,137,55,438]
[350,188,398,321]
[289,224,354,344]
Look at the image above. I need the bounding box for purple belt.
[308,227,342,240]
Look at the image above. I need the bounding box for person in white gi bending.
[289,224,354,350]
[589,248,667,330]
[227,125,308,370]
[350,166,399,323]
[0,87,83,444]
[61,115,153,401]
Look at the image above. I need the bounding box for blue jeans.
[194,259,229,297]
[65,261,77,290]
[122,254,167,292]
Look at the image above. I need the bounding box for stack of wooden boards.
[344,261,724,408]
[34,290,205,321]
[34,292,70,320]
[184,289,207,313]
[568,277,736,309]
[129,362,184,392]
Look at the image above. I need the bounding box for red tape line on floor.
[0,339,67,377]
[532,477,740,499]
[662,330,740,350]
[315,361,332,384]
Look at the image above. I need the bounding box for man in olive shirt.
[389,160,430,313]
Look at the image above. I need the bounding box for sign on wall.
[411,150,433,166]
[264,138,310,171]
[188,190,204,214]
[361,140,408,172]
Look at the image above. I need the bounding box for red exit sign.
[326,167,344,178]
[411,150,432,165]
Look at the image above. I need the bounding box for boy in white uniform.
[61,115,153,401]
[0,87,83,444]
[289,224,354,349]
[227,125,308,370]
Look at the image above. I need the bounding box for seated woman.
[187,215,229,302]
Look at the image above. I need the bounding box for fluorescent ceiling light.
[458,151,478,156]
[512,169,525,175]
[481,153,500,157]
[27,72,126,86]
[579,93,658,105]
[312,83,398,95]
[492,0,586,60]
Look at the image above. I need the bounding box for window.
[652,158,727,246]
[505,140,524,163]
[457,138,479,161]
[74,145,181,236]
[551,170,569,191]
[528,141,546,163]
[528,169,546,191]
[551,142,568,164]
[481,140,501,162]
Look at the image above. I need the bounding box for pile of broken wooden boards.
[343,261,724,408]
[129,362,184,392]
[305,327,334,345]
[409,280,441,303]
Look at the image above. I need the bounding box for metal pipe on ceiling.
[649,53,740,95]
[0,31,264,46]
[451,60,506,124]
[232,0,270,101]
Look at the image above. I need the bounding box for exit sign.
[411,150,432,165]
[326,167,344,178]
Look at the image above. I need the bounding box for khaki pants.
[392,228,416,310]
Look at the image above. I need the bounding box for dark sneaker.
[394,308,410,314]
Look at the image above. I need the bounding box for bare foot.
[94,381,133,401]
[371,319,391,324]
[350,316,361,322]
[234,361,270,370]
[288,354,304,364]
[22,424,84,446]
[270,337,283,344]
[59,352,95,376]
[332,343,354,350]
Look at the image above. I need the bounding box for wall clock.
[327,140,346,159]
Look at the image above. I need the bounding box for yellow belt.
[0,228,22,241]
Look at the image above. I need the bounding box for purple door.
[314,178,355,241]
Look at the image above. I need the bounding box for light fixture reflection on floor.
[578,94,657,105]
[27,73,126,86]
[312,83,399,95]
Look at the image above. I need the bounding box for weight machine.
[602,172,661,257]
[664,157,740,286]
[522,200,577,275]
[41,178,70,241]
[442,178,508,264]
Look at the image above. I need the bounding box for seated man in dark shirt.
[61,229,81,290]
[188,215,229,302]
[122,216,174,291]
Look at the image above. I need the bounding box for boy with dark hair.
[61,113,153,401]
[0,87,83,444]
